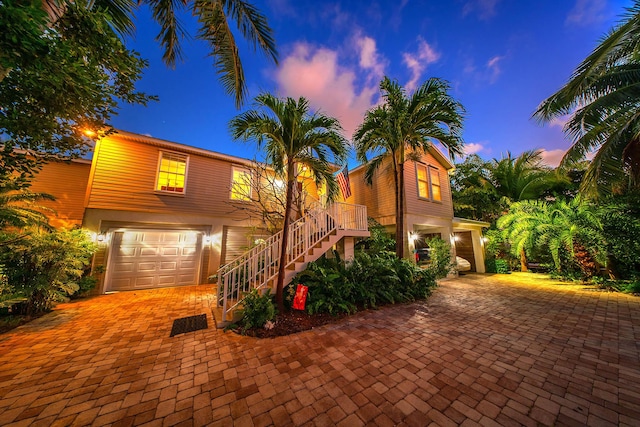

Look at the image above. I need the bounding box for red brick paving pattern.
[0,273,639,426]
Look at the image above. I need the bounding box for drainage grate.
[170,314,208,337]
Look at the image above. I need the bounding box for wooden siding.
[349,157,397,220]
[29,160,91,228]
[405,155,454,219]
[349,151,454,223]
[86,135,252,219]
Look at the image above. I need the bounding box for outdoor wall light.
[97,233,106,242]
[203,235,212,245]
[408,232,419,243]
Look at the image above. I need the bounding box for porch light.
[408,232,420,243]
[203,235,212,245]
[97,233,105,242]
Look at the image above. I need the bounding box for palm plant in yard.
[0,178,54,235]
[354,76,465,258]
[230,94,348,312]
[534,1,640,198]
[3,0,277,108]
[498,198,605,276]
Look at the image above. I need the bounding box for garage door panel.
[134,276,155,288]
[182,247,196,256]
[139,247,159,256]
[157,275,177,285]
[160,261,177,270]
[107,230,202,292]
[161,247,178,256]
[138,262,157,273]
[113,262,134,273]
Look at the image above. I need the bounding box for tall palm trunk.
[396,161,405,258]
[275,162,296,313]
[520,249,528,272]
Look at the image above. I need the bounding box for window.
[156,152,187,194]
[416,163,442,201]
[429,166,442,201]
[416,164,429,199]
[231,166,252,200]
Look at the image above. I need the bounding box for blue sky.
[112,0,631,167]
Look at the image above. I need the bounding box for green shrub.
[291,253,356,315]
[485,258,510,274]
[0,229,96,314]
[355,218,395,254]
[239,288,276,329]
[290,251,437,316]
[426,237,454,279]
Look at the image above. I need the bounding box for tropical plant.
[238,288,276,329]
[0,228,97,314]
[355,76,465,258]
[0,177,54,234]
[452,151,569,223]
[426,237,454,279]
[289,251,437,316]
[598,191,640,279]
[450,154,500,223]
[534,1,640,198]
[354,218,395,254]
[0,0,155,177]
[230,94,348,312]
[498,198,605,277]
[2,0,277,109]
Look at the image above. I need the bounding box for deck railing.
[216,203,367,321]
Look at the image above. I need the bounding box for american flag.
[336,166,352,199]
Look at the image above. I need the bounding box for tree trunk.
[520,249,528,272]
[275,162,296,313]
[391,155,402,258]
[397,161,405,258]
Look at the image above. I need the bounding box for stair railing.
[216,202,367,321]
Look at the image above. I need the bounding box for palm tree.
[354,76,465,258]
[230,94,348,311]
[11,0,278,108]
[497,200,549,272]
[0,178,54,238]
[498,198,605,275]
[489,150,568,202]
[534,1,640,197]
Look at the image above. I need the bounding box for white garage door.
[107,230,202,291]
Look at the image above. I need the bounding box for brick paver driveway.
[1,273,639,426]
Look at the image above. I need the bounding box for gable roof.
[350,144,455,174]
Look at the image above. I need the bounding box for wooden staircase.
[215,202,369,327]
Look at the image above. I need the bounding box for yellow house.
[345,145,489,272]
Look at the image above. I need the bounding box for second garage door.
[107,230,202,291]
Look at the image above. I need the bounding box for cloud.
[356,35,386,81]
[566,0,608,26]
[462,0,501,20]
[274,41,381,140]
[540,149,566,167]
[463,55,505,85]
[403,38,441,92]
[486,55,503,83]
[548,115,570,130]
[464,142,485,156]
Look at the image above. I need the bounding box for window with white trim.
[230,166,252,201]
[429,166,442,201]
[156,152,187,194]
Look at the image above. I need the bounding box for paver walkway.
[1,273,639,426]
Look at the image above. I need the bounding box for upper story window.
[230,166,252,201]
[416,163,442,202]
[429,166,442,201]
[417,164,429,199]
[156,152,188,194]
